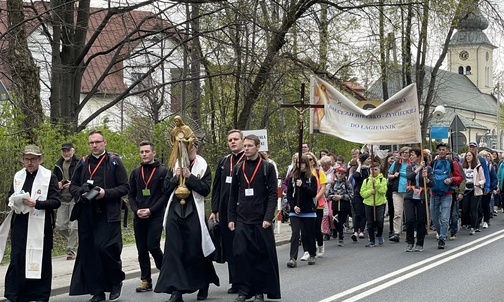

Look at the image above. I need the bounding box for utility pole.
[497,82,501,149]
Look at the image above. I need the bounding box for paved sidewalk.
[0,222,292,300]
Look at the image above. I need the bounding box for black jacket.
[70,152,129,223]
[228,157,277,225]
[53,155,81,182]
[286,174,317,213]
[128,160,169,219]
[211,151,245,216]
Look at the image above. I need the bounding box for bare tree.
[7,0,42,141]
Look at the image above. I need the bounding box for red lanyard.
[141,166,157,189]
[88,155,106,180]
[229,152,246,174]
[242,158,262,188]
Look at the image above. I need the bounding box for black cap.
[436,142,447,149]
[61,143,74,150]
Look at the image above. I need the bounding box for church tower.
[447,1,496,94]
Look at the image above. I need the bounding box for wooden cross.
[280,83,324,164]
[280,83,324,206]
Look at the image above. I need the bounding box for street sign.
[431,126,449,139]
[0,80,10,101]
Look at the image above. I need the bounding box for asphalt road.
[49,217,504,302]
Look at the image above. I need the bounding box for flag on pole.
[310,76,422,144]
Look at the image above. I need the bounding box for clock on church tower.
[459,50,469,60]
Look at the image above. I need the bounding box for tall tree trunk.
[236,1,315,129]
[419,0,462,142]
[7,0,42,142]
[50,0,90,132]
[402,0,413,87]
[379,0,389,100]
[319,3,328,72]
[189,3,201,126]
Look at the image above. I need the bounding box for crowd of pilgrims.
[280,144,504,267]
[7,137,504,302]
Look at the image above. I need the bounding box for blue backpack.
[432,159,452,195]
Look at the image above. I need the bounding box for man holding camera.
[69,130,129,302]
[53,142,81,260]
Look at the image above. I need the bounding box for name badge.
[226,176,232,184]
[245,188,254,196]
[142,189,151,196]
[87,180,94,185]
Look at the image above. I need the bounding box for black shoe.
[254,293,265,302]
[438,239,445,249]
[169,291,184,302]
[109,282,123,302]
[234,295,247,302]
[197,286,209,300]
[389,234,400,243]
[88,293,106,302]
[227,286,239,294]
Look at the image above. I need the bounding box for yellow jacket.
[360,173,387,206]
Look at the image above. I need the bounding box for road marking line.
[317,229,504,302]
[343,232,504,301]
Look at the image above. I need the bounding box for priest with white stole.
[0,145,60,302]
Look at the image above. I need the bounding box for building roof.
[366,66,497,116]
[0,1,182,94]
[430,109,487,130]
[449,0,496,49]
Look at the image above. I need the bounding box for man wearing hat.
[2,145,60,302]
[53,142,81,260]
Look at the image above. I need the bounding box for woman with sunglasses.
[307,152,327,258]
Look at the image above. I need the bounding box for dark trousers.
[134,217,164,282]
[481,193,491,223]
[333,210,349,240]
[386,187,394,235]
[315,209,323,247]
[289,216,316,259]
[404,198,427,246]
[364,204,385,242]
[353,195,366,233]
[462,192,482,229]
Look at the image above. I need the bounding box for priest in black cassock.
[228,134,281,302]
[3,145,60,302]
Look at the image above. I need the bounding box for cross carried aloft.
[280,83,324,206]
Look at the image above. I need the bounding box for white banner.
[242,129,269,151]
[310,76,421,144]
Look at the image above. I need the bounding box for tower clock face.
[459,50,469,60]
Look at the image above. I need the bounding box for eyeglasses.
[23,157,40,163]
[88,141,104,145]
